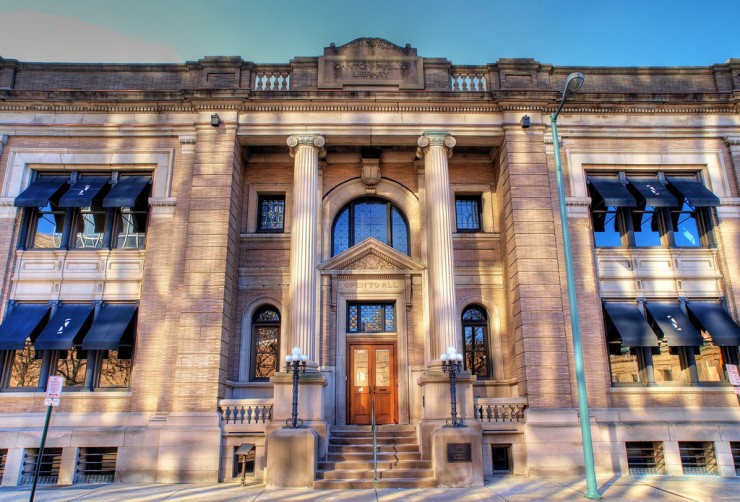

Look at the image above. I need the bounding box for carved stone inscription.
[319,37,424,90]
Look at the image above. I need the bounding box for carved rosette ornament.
[416,132,456,159]
[287,134,326,159]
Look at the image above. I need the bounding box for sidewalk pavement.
[1,475,740,502]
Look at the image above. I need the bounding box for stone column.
[286,134,325,365]
[417,132,458,361]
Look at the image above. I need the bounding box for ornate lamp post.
[440,346,465,427]
[551,72,600,499]
[283,346,307,428]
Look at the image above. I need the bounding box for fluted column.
[417,132,457,364]
[287,134,325,366]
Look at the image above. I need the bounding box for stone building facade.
[0,38,739,486]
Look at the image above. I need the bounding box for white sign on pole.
[44,376,64,406]
[727,364,740,395]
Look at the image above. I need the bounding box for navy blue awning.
[666,177,720,207]
[58,178,109,208]
[82,304,137,350]
[14,177,69,207]
[103,177,150,208]
[644,302,703,346]
[686,302,740,346]
[34,304,94,350]
[588,178,637,207]
[603,302,658,347]
[0,304,50,350]
[627,178,679,207]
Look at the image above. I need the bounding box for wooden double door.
[348,342,397,425]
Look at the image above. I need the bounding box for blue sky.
[0,1,737,66]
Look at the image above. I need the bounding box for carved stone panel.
[318,38,424,90]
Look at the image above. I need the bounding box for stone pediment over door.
[319,238,425,312]
[319,238,425,274]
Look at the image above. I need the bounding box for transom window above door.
[332,198,409,256]
[347,303,396,333]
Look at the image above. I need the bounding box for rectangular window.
[75,447,117,484]
[233,444,256,478]
[56,346,88,387]
[588,173,717,249]
[258,195,285,232]
[16,172,150,251]
[347,303,395,333]
[20,448,63,485]
[97,349,133,388]
[731,442,740,475]
[608,346,641,384]
[491,445,512,474]
[626,442,666,475]
[679,442,718,475]
[6,338,43,389]
[0,448,7,484]
[455,196,481,232]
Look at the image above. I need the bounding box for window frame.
[19,172,150,252]
[331,197,410,257]
[461,305,491,380]
[250,306,281,382]
[588,173,716,250]
[256,194,286,233]
[455,195,483,233]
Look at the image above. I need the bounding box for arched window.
[251,307,280,381]
[462,305,490,379]
[332,198,409,256]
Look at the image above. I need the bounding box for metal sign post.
[30,376,63,502]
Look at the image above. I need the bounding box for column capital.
[416,131,455,159]
[287,134,326,158]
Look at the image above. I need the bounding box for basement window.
[731,442,740,476]
[20,448,62,485]
[679,442,718,475]
[490,445,512,474]
[625,441,666,475]
[75,447,117,484]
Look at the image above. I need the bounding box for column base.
[431,425,484,487]
[265,428,318,488]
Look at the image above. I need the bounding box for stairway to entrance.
[314,425,437,489]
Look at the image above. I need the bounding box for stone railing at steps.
[252,65,291,91]
[449,65,488,92]
[473,397,527,425]
[248,64,490,92]
[218,399,273,425]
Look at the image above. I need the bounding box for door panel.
[348,343,397,425]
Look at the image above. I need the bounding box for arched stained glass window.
[462,305,490,379]
[332,198,409,256]
[251,307,280,381]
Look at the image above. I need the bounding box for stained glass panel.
[258,196,285,231]
[252,307,280,380]
[331,198,409,257]
[347,303,395,333]
[354,202,386,243]
[456,197,481,231]
[391,208,408,255]
[462,305,489,379]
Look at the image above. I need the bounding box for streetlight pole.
[283,346,307,428]
[550,72,601,500]
[440,346,465,427]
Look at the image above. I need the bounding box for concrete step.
[329,436,417,446]
[326,452,421,462]
[313,478,437,490]
[316,468,435,480]
[330,425,416,433]
[314,478,438,489]
[318,460,432,471]
[328,444,419,454]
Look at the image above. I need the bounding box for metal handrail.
[371,389,377,484]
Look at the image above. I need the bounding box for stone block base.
[265,428,317,488]
[431,425,484,487]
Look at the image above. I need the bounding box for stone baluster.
[287,134,325,367]
[417,132,457,363]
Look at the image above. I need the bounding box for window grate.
[626,442,666,475]
[679,442,718,475]
[20,448,62,485]
[731,442,740,476]
[75,447,117,484]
